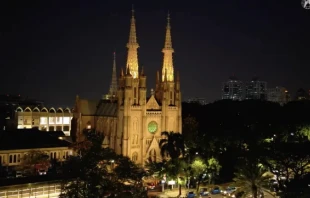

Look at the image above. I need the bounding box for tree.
[159,131,185,196]
[233,161,274,198]
[19,150,50,176]
[182,115,199,148]
[159,131,185,160]
[60,130,147,198]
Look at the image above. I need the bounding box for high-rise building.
[221,76,244,101]
[245,77,267,100]
[187,97,207,105]
[267,87,290,105]
[72,10,182,165]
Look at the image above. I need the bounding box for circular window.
[148,121,158,134]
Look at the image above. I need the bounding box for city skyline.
[1,0,310,106]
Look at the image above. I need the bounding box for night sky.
[1,0,310,107]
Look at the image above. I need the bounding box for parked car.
[187,191,196,198]
[199,187,209,196]
[38,169,47,175]
[146,182,155,190]
[222,186,237,195]
[211,186,221,194]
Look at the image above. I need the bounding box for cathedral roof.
[78,99,117,117]
[95,100,118,117]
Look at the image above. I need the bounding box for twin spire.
[125,8,175,82]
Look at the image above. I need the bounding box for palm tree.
[159,131,185,160]
[159,131,185,197]
[233,162,275,198]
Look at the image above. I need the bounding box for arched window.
[149,149,156,162]
[132,152,138,162]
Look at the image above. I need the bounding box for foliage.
[190,157,206,177]
[60,130,147,198]
[233,160,273,198]
[182,115,199,148]
[159,131,185,160]
[19,150,50,175]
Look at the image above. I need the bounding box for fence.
[0,182,61,198]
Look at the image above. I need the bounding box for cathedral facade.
[72,10,182,165]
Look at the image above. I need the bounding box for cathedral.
[72,9,182,165]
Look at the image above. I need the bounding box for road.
[0,184,61,198]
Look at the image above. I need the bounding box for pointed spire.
[164,68,168,82]
[120,67,124,77]
[126,65,132,76]
[126,6,139,79]
[140,66,145,76]
[108,51,118,98]
[162,11,174,82]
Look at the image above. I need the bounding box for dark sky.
[1,0,310,107]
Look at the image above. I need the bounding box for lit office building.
[15,107,72,136]
[221,76,244,101]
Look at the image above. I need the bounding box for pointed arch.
[149,149,156,162]
[24,107,32,112]
[16,107,23,112]
[132,152,138,162]
[64,108,71,113]
[33,107,40,112]
[56,108,63,113]
[49,108,56,113]
[41,107,48,112]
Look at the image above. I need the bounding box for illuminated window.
[40,117,47,125]
[49,117,55,124]
[56,117,63,124]
[134,87,137,104]
[132,152,138,162]
[63,117,70,124]
[149,149,156,162]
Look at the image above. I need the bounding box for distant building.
[295,88,308,101]
[15,106,72,136]
[187,97,207,105]
[267,87,290,105]
[0,94,44,131]
[0,129,73,168]
[245,77,267,100]
[221,76,244,101]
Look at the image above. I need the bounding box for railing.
[0,183,61,198]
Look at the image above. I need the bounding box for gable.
[145,136,160,157]
[146,95,161,110]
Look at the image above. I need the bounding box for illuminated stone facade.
[15,107,72,136]
[72,11,182,166]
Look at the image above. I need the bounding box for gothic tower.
[155,12,182,133]
[116,8,147,161]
